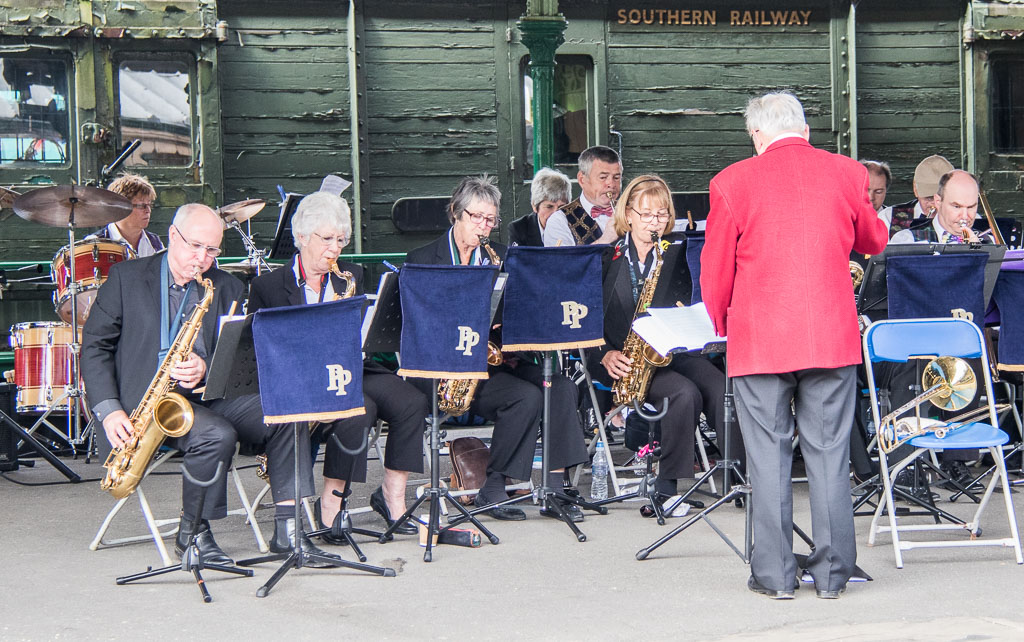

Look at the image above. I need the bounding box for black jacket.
[508,213,543,248]
[247,254,366,311]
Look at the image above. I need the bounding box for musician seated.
[405,175,590,521]
[542,145,623,247]
[86,172,164,257]
[890,170,993,245]
[248,191,428,537]
[508,167,571,247]
[82,204,337,566]
[593,175,745,501]
[888,154,954,237]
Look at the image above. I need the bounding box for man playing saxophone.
[405,175,589,521]
[248,191,429,537]
[593,175,742,503]
[82,204,338,566]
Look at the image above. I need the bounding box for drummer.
[87,173,164,257]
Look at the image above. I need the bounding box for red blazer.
[700,137,888,377]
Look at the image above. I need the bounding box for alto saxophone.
[101,274,215,499]
[255,261,355,482]
[612,232,672,407]
[437,236,503,415]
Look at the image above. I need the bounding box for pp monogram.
[561,301,589,329]
[456,326,480,355]
[951,308,974,322]
[325,364,352,396]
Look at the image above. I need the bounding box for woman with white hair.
[249,190,428,539]
[508,167,572,247]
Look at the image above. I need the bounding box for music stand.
[215,309,395,597]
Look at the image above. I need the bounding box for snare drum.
[9,322,74,413]
[51,239,133,324]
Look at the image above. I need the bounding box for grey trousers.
[733,366,857,593]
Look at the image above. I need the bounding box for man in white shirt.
[90,172,164,257]
[890,170,989,245]
[861,159,892,228]
[542,145,622,246]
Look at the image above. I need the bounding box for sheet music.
[631,302,724,357]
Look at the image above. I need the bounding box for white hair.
[744,92,806,139]
[530,167,572,208]
[291,191,352,249]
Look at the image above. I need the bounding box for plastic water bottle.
[591,440,609,500]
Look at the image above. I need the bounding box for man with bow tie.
[542,145,623,246]
[890,171,992,245]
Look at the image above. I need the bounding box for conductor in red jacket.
[700,92,888,600]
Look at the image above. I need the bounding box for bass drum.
[51,239,134,324]
[9,322,75,414]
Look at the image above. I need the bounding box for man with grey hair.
[702,92,888,600]
[82,203,336,567]
[542,145,622,246]
[509,167,572,247]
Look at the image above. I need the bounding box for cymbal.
[13,185,132,228]
[218,260,259,276]
[218,198,266,224]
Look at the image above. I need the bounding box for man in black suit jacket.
[508,167,571,247]
[248,191,427,538]
[82,204,336,566]
[405,175,588,522]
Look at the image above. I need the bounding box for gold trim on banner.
[501,338,605,352]
[396,369,489,380]
[264,406,367,424]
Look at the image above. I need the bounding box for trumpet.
[876,356,977,453]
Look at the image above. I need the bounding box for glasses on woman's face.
[465,210,500,228]
[630,207,671,223]
[173,225,222,257]
[312,232,347,247]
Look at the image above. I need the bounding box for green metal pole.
[517,14,567,173]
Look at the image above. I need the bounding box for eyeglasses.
[312,232,348,247]
[465,210,501,228]
[630,207,671,223]
[172,225,222,257]
[132,202,154,211]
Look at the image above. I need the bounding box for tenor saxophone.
[437,236,503,415]
[101,274,215,499]
[612,232,672,407]
[255,261,355,482]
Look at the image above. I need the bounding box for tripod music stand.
[116,462,253,602]
[210,310,396,596]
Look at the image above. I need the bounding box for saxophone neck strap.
[623,233,653,304]
[296,254,329,303]
[159,253,195,361]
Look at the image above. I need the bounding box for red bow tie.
[591,205,613,218]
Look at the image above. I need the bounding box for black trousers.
[323,370,429,482]
[671,354,746,475]
[507,361,589,472]
[171,393,313,520]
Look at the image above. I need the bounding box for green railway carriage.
[2,0,1024,335]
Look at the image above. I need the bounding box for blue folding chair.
[863,318,1023,568]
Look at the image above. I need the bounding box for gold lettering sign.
[560,300,589,329]
[616,8,812,27]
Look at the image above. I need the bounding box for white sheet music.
[631,302,724,357]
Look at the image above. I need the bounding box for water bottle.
[591,440,609,500]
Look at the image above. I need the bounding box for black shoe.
[473,494,526,521]
[747,575,796,600]
[815,587,845,599]
[540,500,584,523]
[270,517,343,568]
[174,518,233,566]
[370,487,418,535]
[312,499,348,546]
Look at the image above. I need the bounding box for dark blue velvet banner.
[993,270,1024,368]
[252,297,366,423]
[501,245,605,351]
[397,264,496,379]
[886,254,986,325]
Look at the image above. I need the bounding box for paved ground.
[2,439,1024,641]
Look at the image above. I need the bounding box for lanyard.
[448,228,481,266]
[623,233,653,304]
[159,254,195,359]
[297,255,329,303]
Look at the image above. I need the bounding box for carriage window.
[0,56,70,165]
[118,60,193,166]
[522,55,594,170]
[993,58,1024,153]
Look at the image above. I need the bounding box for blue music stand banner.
[993,270,1024,369]
[252,297,366,423]
[887,254,986,325]
[397,264,496,379]
[501,245,605,351]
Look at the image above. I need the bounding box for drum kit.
[3,184,273,460]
